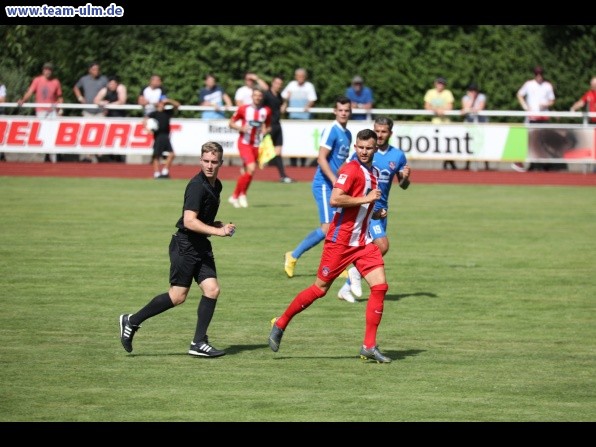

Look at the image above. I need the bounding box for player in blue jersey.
[337,116,411,303]
[284,95,352,278]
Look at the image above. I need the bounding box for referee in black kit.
[119,141,236,358]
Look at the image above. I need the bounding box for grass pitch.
[0,176,594,422]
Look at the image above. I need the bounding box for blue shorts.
[369,216,388,240]
[311,180,336,224]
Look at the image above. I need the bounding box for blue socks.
[292,228,325,259]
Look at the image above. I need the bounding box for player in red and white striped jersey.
[269,128,393,363]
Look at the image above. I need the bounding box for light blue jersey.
[312,121,352,223]
[350,144,407,240]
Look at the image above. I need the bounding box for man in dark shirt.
[119,141,237,358]
[258,75,295,183]
[145,95,180,179]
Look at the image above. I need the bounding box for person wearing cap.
[345,75,374,121]
[424,76,455,169]
[18,62,64,162]
[461,82,490,170]
[18,62,63,118]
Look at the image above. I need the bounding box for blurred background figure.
[424,76,455,169]
[18,62,64,163]
[282,67,318,167]
[257,74,295,183]
[235,71,258,107]
[198,73,232,120]
[461,82,490,170]
[570,76,596,124]
[514,65,558,172]
[345,75,374,121]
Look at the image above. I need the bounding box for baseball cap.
[466,82,479,91]
[435,76,447,85]
[42,62,54,70]
[533,65,544,75]
[352,75,364,84]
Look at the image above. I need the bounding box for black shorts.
[269,123,283,147]
[153,134,174,159]
[168,232,216,287]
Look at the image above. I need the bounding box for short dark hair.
[335,95,351,107]
[356,128,377,142]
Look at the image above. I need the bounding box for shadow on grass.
[357,292,437,302]
[269,349,425,362]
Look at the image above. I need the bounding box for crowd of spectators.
[2,61,594,171]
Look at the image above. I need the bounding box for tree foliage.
[0,25,594,121]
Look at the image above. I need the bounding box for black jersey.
[175,171,222,237]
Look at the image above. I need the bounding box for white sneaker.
[348,267,362,297]
[338,284,356,303]
[228,196,241,208]
[238,195,248,208]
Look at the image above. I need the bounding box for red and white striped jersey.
[231,103,272,147]
[326,160,380,247]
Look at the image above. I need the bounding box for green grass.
[0,176,595,422]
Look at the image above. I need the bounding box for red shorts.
[316,241,383,282]
[238,141,258,166]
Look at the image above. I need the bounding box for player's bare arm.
[317,146,336,184]
[183,210,236,237]
[398,165,411,190]
[330,187,380,208]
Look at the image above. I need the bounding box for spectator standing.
[118,141,236,358]
[0,81,5,161]
[461,82,490,171]
[270,129,392,364]
[424,76,455,170]
[234,71,258,107]
[18,62,64,163]
[337,116,411,304]
[570,76,596,124]
[281,68,318,167]
[515,65,557,172]
[228,87,272,208]
[345,75,374,121]
[94,75,128,162]
[256,74,295,183]
[284,96,352,278]
[73,61,108,162]
[0,81,5,114]
[144,95,180,179]
[198,73,233,120]
[73,61,108,117]
[138,74,167,116]
[94,75,127,117]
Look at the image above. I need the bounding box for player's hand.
[367,188,381,202]
[221,222,236,237]
[372,208,387,219]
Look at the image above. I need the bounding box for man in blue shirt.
[345,75,374,121]
[284,96,352,278]
[337,116,411,303]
